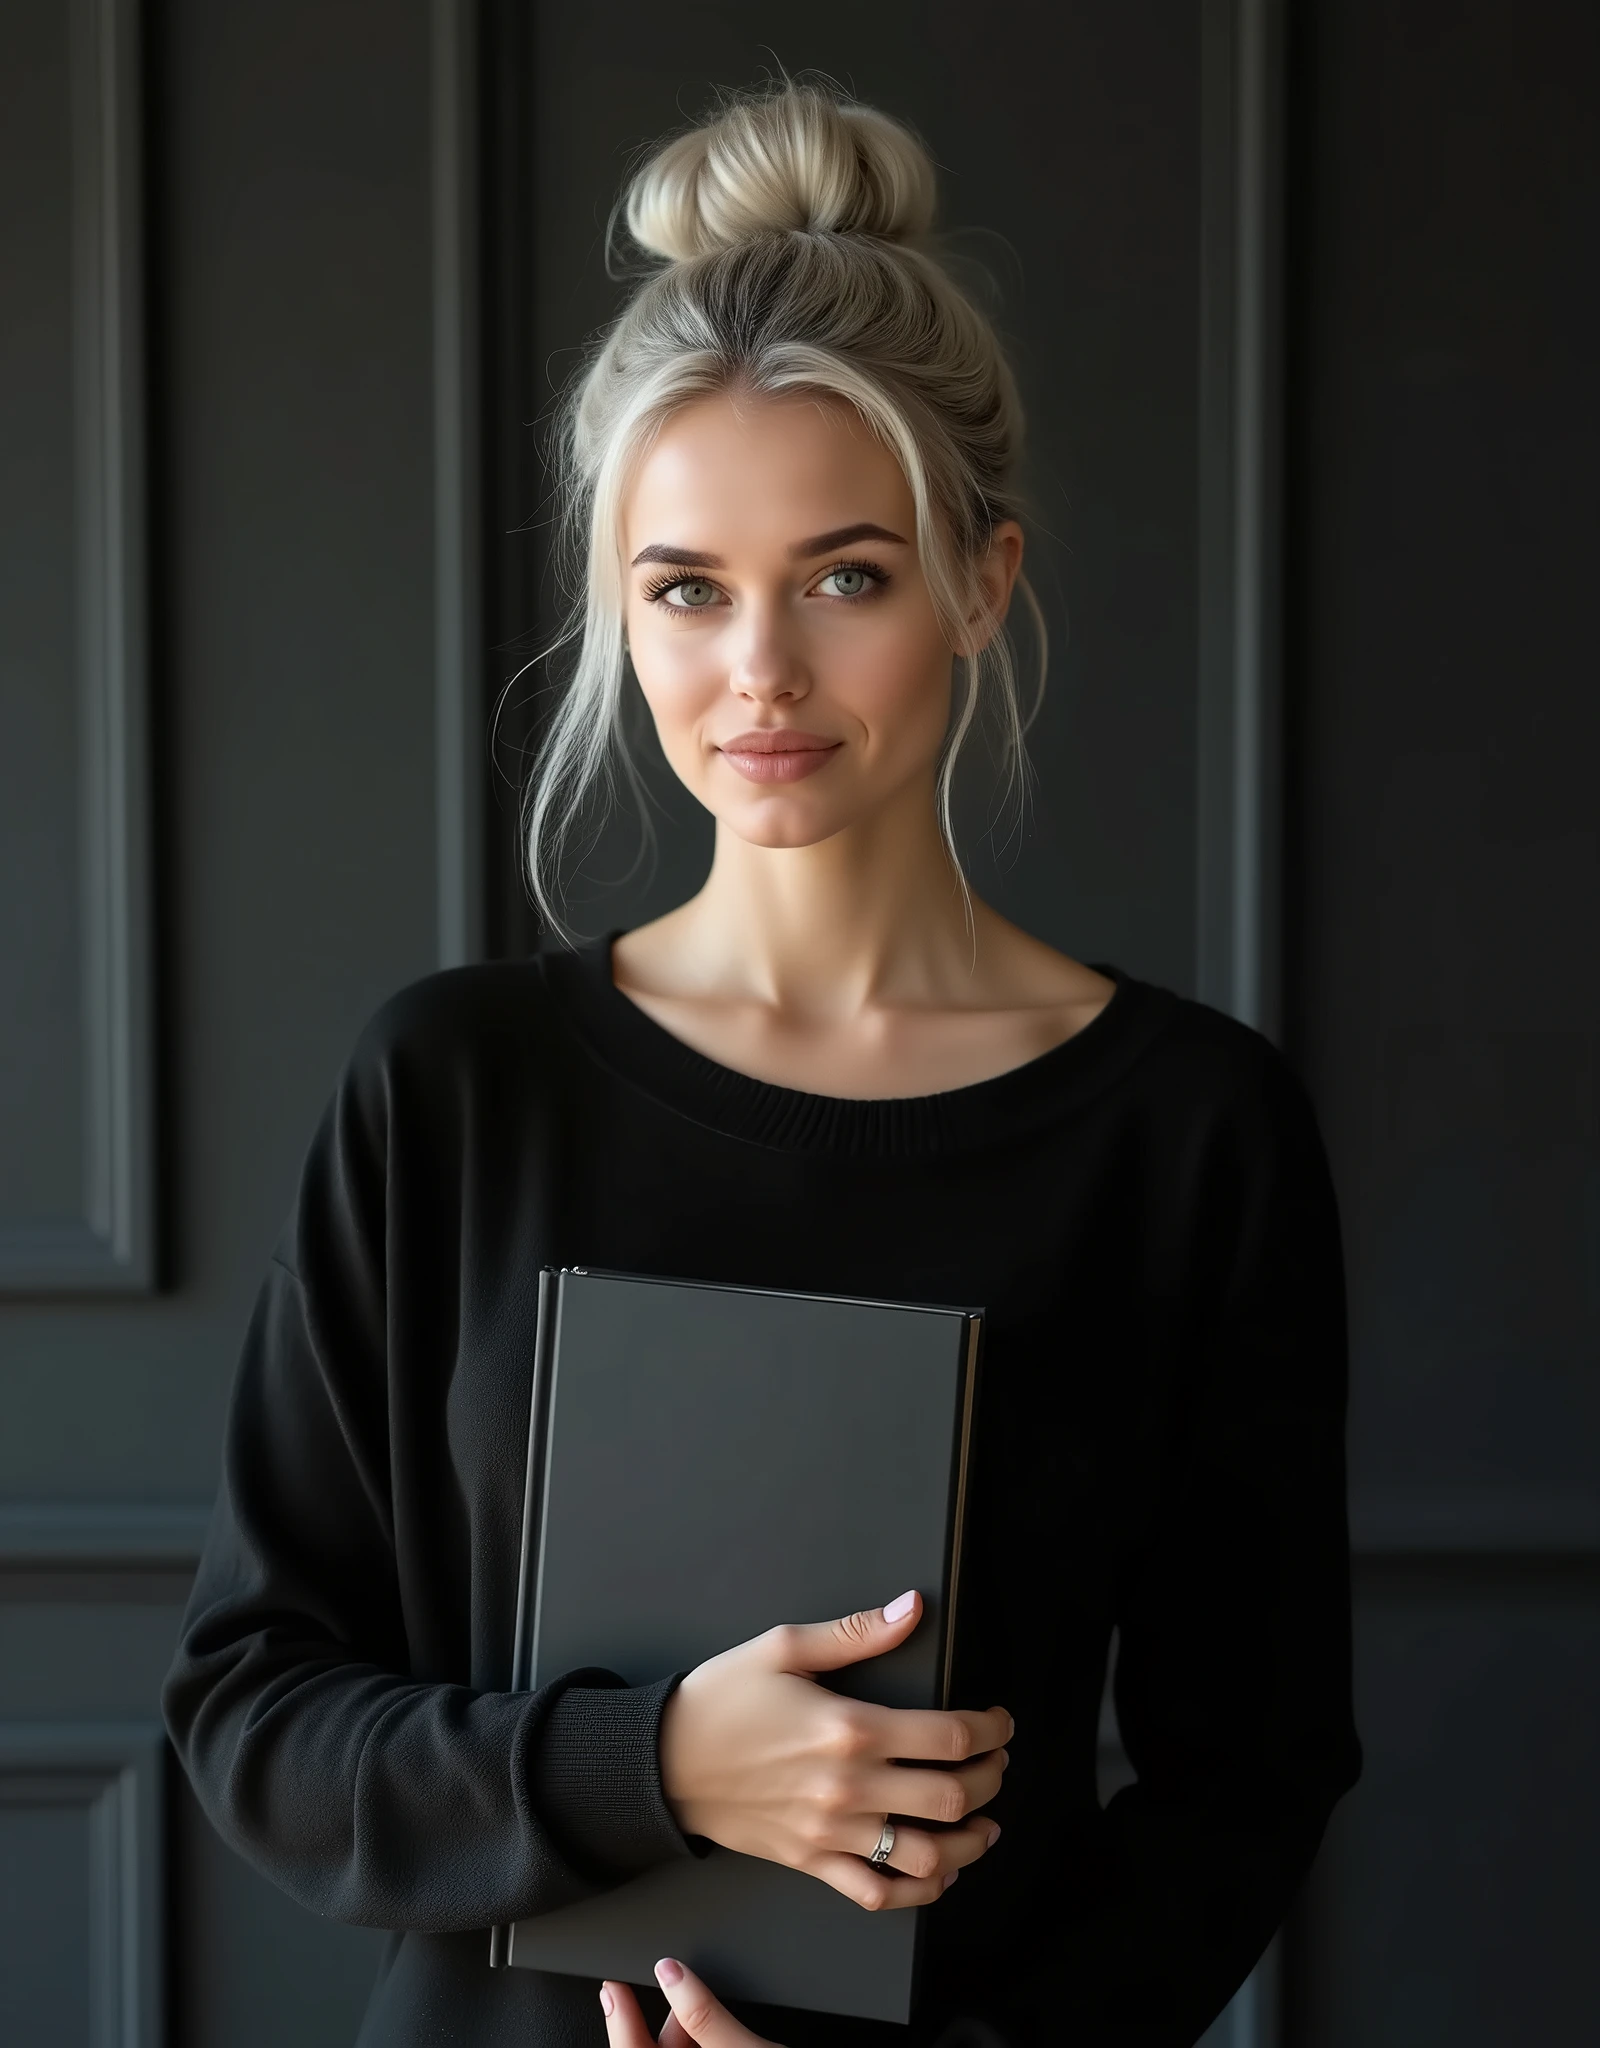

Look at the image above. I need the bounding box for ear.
[954,520,1025,658]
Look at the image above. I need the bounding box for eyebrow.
[629,522,908,570]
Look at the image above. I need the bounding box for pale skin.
[601,388,1115,2043]
[612,387,1115,1097]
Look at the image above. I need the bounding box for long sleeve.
[968,1044,1364,2045]
[161,998,697,1933]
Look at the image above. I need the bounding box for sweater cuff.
[525,1668,706,1882]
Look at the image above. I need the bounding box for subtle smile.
[716,730,843,784]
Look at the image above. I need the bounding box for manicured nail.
[883,1589,917,1624]
[985,1823,1002,1847]
[942,1870,960,1890]
[655,1957,684,1988]
[598,1985,614,2015]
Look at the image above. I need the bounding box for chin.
[713,796,854,851]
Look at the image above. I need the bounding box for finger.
[860,1701,1014,1763]
[653,1958,779,2046]
[600,1980,658,2048]
[809,1850,960,1914]
[859,1748,1009,1826]
[762,1590,922,1676]
[863,1815,1002,1882]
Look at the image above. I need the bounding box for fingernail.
[986,1823,1001,1847]
[598,1986,614,2015]
[942,1870,960,1890]
[883,1589,917,1624]
[655,1957,683,1988]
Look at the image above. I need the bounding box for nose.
[727,598,810,706]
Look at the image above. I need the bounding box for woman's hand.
[658,1590,1011,1911]
[600,1960,780,2047]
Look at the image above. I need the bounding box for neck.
[669,781,990,1017]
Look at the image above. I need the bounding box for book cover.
[493,1265,982,2023]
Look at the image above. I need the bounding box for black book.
[490,1265,983,2024]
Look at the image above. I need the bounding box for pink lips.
[716,729,843,784]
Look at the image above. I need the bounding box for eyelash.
[639,557,891,611]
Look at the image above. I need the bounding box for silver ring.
[867,1818,896,1868]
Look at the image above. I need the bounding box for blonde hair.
[516,75,1046,937]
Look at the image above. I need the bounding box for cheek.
[831,612,952,742]
[628,620,721,744]
[629,607,707,681]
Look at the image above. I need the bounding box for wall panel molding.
[0,1721,164,2046]
[1,0,154,1294]
[432,0,486,968]
[1350,1493,1600,1563]
[1196,0,1284,1042]
[0,1504,211,1572]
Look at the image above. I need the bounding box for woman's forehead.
[622,392,912,551]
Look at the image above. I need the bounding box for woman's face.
[619,389,1018,850]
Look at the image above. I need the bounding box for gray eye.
[821,566,869,598]
[669,579,718,608]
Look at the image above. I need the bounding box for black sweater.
[162,935,1363,2048]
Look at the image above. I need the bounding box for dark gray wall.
[2,0,442,2041]
[1286,2,1600,2042]
[1,0,83,1239]
[3,0,1595,2044]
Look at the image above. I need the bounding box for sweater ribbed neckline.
[539,929,1178,1159]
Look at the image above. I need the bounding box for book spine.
[489,1264,560,1969]
[939,1315,984,1712]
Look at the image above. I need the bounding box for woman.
[163,79,1363,2048]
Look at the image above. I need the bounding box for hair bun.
[623,80,937,263]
